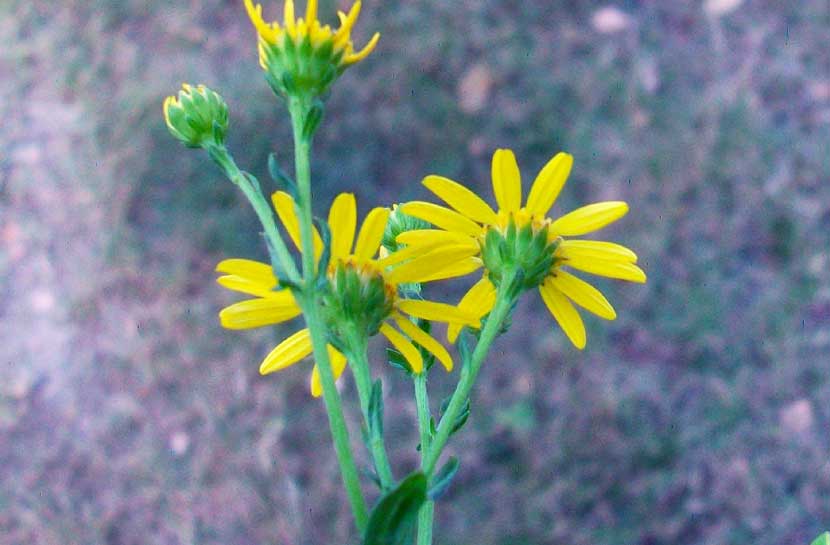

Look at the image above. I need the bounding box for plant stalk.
[207,145,300,283]
[346,330,395,491]
[415,371,435,545]
[289,96,368,531]
[423,273,517,476]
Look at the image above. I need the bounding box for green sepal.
[812,533,830,545]
[282,70,297,95]
[428,457,459,500]
[363,472,427,545]
[302,100,325,140]
[368,379,384,440]
[211,119,225,145]
[267,153,297,195]
[439,396,470,437]
[386,348,414,375]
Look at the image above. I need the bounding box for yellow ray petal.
[548,271,616,320]
[399,202,482,237]
[353,207,390,262]
[333,1,361,47]
[260,328,312,374]
[310,346,349,397]
[550,201,629,236]
[410,256,483,283]
[395,229,478,249]
[305,0,317,24]
[328,193,357,260]
[393,314,453,372]
[216,275,277,298]
[283,0,295,29]
[538,282,586,349]
[448,276,496,343]
[272,191,323,259]
[397,300,479,326]
[422,175,498,224]
[525,152,573,217]
[491,148,522,213]
[380,323,423,373]
[386,246,481,284]
[556,240,638,263]
[562,257,647,283]
[244,0,279,43]
[215,258,277,286]
[344,32,380,65]
[219,293,301,330]
[376,244,431,268]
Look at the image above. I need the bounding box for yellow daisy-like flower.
[244,0,380,97]
[399,149,646,350]
[217,192,481,396]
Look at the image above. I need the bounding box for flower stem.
[289,96,368,531]
[207,145,300,284]
[346,331,395,491]
[415,372,435,545]
[423,273,517,477]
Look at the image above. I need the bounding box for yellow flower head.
[399,149,647,350]
[163,83,228,148]
[244,0,380,98]
[216,192,481,396]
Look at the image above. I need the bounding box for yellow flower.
[244,0,380,97]
[217,192,481,396]
[399,149,646,350]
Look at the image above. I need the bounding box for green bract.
[163,84,228,149]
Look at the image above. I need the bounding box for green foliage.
[812,533,830,545]
[428,457,459,501]
[363,472,427,545]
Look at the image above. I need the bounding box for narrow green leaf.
[439,397,471,437]
[314,217,332,279]
[368,379,384,439]
[302,101,324,139]
[811,533,830,545]
[363,472,427,545]
[267,153,297,194]
[428,457,459,500]
[386,348,413,375]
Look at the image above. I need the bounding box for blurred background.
[2,0,829,543]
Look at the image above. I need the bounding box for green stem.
[289,96,369,531]
[415,372,435,545]
[346,331,395,490]
[423,273,517,476]
[207,145,299,283]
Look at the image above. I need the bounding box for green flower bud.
[163,84,229,148]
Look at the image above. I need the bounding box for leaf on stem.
[363,472,427,545]
[268,153,297,195]
[386,347,414,375]
[440,396,471,437]
[368,379,384,439]
[428,457,460,500]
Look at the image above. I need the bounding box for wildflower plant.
[163,2,645,543]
